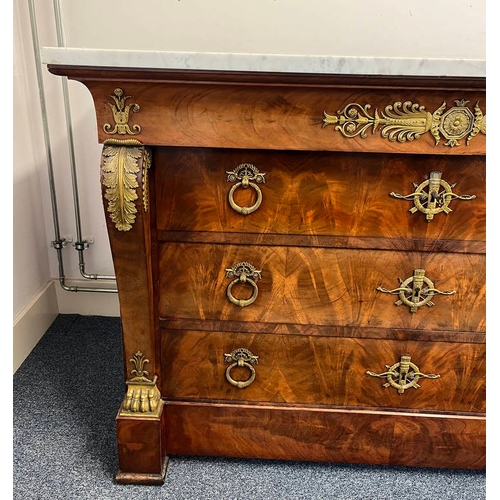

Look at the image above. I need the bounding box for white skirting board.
[13,279,121,374]
[13,280,59,374]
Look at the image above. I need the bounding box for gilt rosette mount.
[366,355,440,394]
[390,171,476,221]
[119,351,162,418]
[322,99,485,147]
[224,348,259,389]
[377,269,456,313]
[226,163,266,215]
[225,262,262,307]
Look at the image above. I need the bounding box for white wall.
[14,0,119,313]
[13,0,60,371]
[60,0,485,59]
[13,0,486,369]
[13,0,54,319]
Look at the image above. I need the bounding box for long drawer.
[160,329,485,413]
[157,243,486,332]
[155,147,485,244]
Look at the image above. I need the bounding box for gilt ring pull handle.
[225,262,262,308]
[224,348,259,389]
[226,163,266,216]
[228,181,263,215]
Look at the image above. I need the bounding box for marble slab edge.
[41,47,486,78]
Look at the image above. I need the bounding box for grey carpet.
[13,314,486,499]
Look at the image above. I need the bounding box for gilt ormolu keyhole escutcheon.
[377,269,456,313]
[390,171,475,221]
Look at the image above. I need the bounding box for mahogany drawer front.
[157,243,486,332]
[154,147,485,244]
[160,329,485,413]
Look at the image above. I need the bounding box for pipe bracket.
[51,238,67,250]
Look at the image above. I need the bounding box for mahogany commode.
[47,65,486,484]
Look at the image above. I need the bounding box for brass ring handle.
[225,262,262,308]
[226,163,266,216]
[226,277,259,307]
[228,181,263,215]
[225,361,256,388]
[224,348,259,389]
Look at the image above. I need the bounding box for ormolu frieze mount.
[101,140,151,232]
[119,351,162,418]
[323,99,486,147]
[103,88,141,135]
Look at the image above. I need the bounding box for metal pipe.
[28,0,62,248]
[52,0,115,281]
[27,0,117,294]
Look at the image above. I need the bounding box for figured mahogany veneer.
[155,147,486,244]
[160,330,485,413]
[47,67,486,155]
[158,243,485,332]
[47,65,486,482]
[164,403,485,470]
[115,407,167,484]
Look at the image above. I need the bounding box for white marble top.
[41,47,486,77]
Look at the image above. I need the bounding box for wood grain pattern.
[155,148,486,244]
[160,329,485,412]
[164,402,485,469]
[157,231,485,254]
[47,66,487,90]
[158,243,486,332]
[99,146,160,378]
[159,319,485,344]
[47,67,486,155]
[115,402,167,482]
[47,67,487,479]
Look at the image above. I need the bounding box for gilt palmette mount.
[323,99,485,147]
[103,88,141,136]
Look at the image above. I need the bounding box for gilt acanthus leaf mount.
[101,139,143,232]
